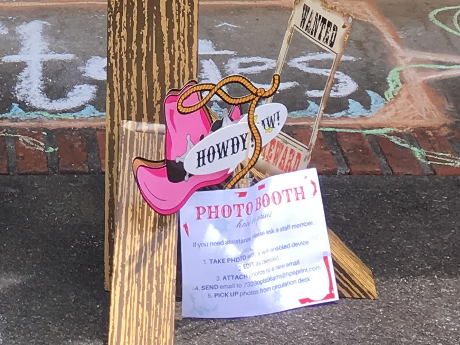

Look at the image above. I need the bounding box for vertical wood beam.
[109,122,178,345]
[105,0,198,290]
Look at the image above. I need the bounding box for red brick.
[96,130,106,173]
[291,127,337,175]
[376,135,423,175]
[57,131,89,173]
[0,136,8,174]
[336,132,381,175]
[413,129,460,176]
[16,131,48,174]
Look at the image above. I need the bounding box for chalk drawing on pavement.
[287,53,358,98]
[0,20,382,121]
[0,3,459,126]
[224,56,299,91]
[79,56,107,81]
[215,22,239,29]
[0,131,57,153]
[310,0,460,128]
[383,6,460,102]
[198,39,236,55]
[0,22,7,35]
[0,103,104,121]
[1,20,98,112]
[1,124,458,169]
[429,5,460,37]
[289,90,385,118]
[321,127,460,168]
[385,64,460,102]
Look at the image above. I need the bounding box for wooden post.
[109,122,178,345]
[105,0,198,291]
[106,1,197,344]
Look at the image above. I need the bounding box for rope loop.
[176,74,281,189]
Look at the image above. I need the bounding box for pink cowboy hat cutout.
[133,81,242,215]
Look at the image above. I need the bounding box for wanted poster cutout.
[266,0,353,169]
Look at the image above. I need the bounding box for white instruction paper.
[180,168,338,318]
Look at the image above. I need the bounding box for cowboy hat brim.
[135,164,229,215]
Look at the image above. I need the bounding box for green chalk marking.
[44,147,59,153]
[36,111,74,119]
[429,5,460,37]
[0,132,58,153]
[384,6,460,101]
[320,127,460,168]
[385,64,460,102]
[454,10,460,34]
[2,126,460,169]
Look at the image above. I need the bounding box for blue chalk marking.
[210,102,226,116]
[288,90,385,118]
[0,103,105,120]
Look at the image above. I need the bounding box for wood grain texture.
[109,122,178,345]
[105,0,198,290]
[328,228,378,299]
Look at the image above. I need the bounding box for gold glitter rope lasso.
[177,74,280,189]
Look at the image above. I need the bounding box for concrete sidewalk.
[1,175,459,344]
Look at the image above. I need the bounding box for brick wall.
[2,126,460,176]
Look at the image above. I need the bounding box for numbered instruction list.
[180,168,338,318]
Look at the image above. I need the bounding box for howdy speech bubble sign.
[184,103,287,175]
[239,103,288,135]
